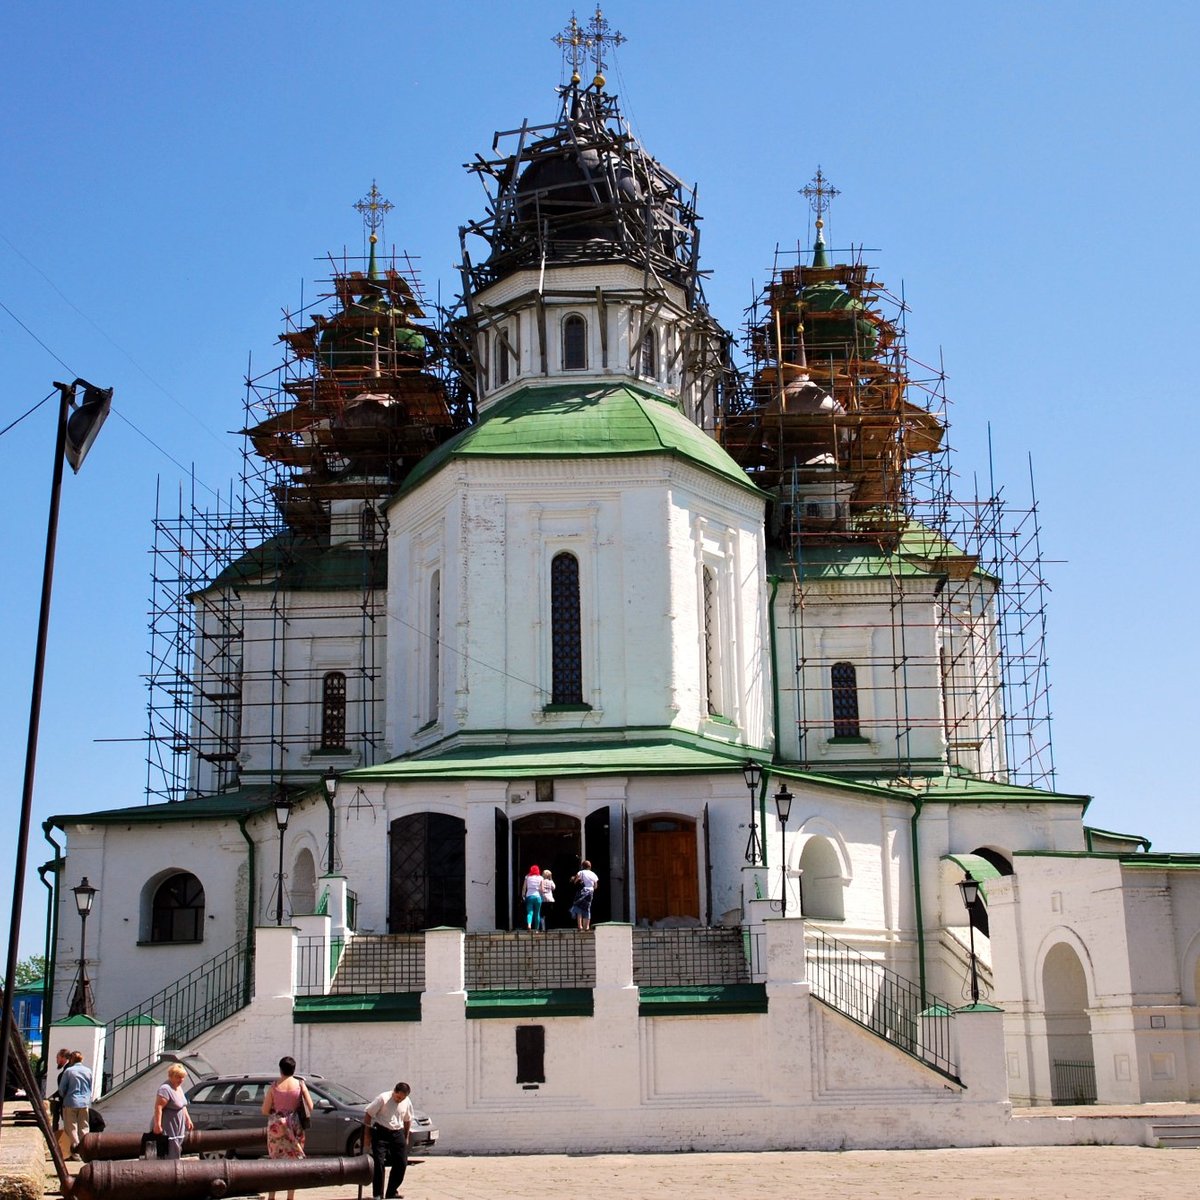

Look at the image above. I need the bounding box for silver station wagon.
[185,1073,438,1157]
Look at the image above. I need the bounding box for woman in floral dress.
[261,1055,311,1200]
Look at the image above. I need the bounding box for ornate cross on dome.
[583,6,625,86]
[353,181,394,238]
[553,12,588,85]
[801,166,840,228]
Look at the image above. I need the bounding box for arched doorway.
[633,817,699,925]
[1043,941,1096,1103]
[291,849,317,915]
[512,813,581,930]
[388,813,466,932]
[798,836,844,920]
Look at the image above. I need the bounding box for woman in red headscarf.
[523,865,543,931]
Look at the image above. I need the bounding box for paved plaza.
[283,1147,1195,1200]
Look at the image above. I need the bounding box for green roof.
[466,988,594,1019]
[47,785,283,830]
[201,536,386,595]
[346,734,762,783]
[396,382,765,498]
[943,852,1004,899]
[770,521,989,583]
[1015,850,1200,867]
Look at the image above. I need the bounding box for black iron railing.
[632,927,750,986]
[465,931,595,990]
[104,938,251,1092]
[294,935,344,996]
[1052,1059,1097,1105]
[329,934,424,994]
[805,928,958,1080]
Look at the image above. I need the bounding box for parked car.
[185,1073,438,1156]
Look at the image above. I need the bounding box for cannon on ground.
[78,1127,269,1161]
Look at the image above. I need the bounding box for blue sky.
[2,1,1197,958]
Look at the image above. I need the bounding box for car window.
[230,1082,268,1106]
[313,1082,369,1106]
[189,1083,234,1105]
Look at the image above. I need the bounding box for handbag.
[297,1083,313,1131]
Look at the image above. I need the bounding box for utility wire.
[0,389,55,440]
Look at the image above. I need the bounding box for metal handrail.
[103,937,252,1092]
[805,928,959,1080]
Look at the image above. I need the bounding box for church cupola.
[450,8,732,430]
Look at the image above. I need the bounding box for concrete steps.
[1150,1121,1200,1148]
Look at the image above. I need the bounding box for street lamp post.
[741,759,763,865]
[773,785,793,917]
[68,878,98,1017]
[0,378,111,1126]
[274,795,293,926]
[322,769,338,874]
[956,874,982,1004]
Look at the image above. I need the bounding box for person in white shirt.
[570,860,600,930]
[364,1081,413,1200]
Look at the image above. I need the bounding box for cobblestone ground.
[285,1148,1194,1200]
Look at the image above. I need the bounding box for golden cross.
[353,181,394,237]
[583,6,625,84]
[553,12,587,84]
[801,166,840,220]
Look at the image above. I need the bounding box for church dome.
[514,145,643,244]
[317,290,428,372]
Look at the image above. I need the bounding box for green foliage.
[13,954,46,986]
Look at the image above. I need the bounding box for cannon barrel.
[79,1128,269,1161]
[71,1155,370,1200]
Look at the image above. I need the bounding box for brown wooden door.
[633,819,699,923]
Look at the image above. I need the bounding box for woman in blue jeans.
[523,864,543,930]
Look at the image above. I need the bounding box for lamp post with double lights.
[0,377,112,1126]
[741,759,763,865]
[773,785,793,916]
[957,874,982,1004]
[322,769,338,874]
[68,877,98,1017]
[274,795,293,926]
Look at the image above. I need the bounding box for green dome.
[317,293,428,371]
[800,282,878,360]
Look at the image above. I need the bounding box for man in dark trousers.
[363,1082,413,1200]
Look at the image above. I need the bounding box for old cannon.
[71,1155,370,1200]
[78,1127,269,1161]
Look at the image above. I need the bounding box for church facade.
[44,17,1200,1150]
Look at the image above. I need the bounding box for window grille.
[831,661,860,737]
[562,314,587,370]
[151,872,205,943]
[639,328,657,377]
[703,566,721,715]
[551,552,583,704]
[321,671,347,750]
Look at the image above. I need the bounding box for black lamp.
[274,795,292,926]
[773,786,793,916]
[742,759,763,865]
[322,770,338,874]
[956,874,982,1004]
[68,877,98,1017]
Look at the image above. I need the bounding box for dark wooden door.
[633,819,699,923]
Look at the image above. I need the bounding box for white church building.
[42,18,1200,1152]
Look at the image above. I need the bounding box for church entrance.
[388,813,466,932]
[512,812,580,930]
[633,817,700,924]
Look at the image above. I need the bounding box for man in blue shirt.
[59,1051,94,1159]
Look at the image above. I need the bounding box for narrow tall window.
[639,328,658,378]
[703,566,722,715]
[550,552,583,704]
[360,503,378,543]
[151,872,205,943]
[428,570,441,722]
[321,670,347,750]
[493,328,511,386]
[831,661,860,738]
[562,314,587,370]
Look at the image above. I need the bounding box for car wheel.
[346,1130,364,1156]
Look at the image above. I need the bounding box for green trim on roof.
[47,785,286,830]
[396,382,766,499]
[199,536,386,596]
[1084,826,1153,852]
[637,984,768,1016]
[465,988,593,1019]
[293,992,421,1024]
[345,733,765,783]
[943,853,1003,900]
[1015,850,1200,867]
[53,1014,104,1027]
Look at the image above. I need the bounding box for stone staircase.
[1149,1121,1200,1148]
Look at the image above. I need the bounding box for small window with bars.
[550,552,583,705]
[562,314,587,370]
[321,671,347,750]
[831,661,860,738]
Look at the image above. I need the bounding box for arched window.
[493,328,512,386]
[359,504,378,543]
[550,552,583,705]
[562,314,587,370]
[321,671,347,751]
[151,872,205,943]
[798,837,845,921]
[703,566,722,715]
[639,328,658,378]
[428,570,441,722]
[831,661,860,738]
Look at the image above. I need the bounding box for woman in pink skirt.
[261,1055,311,1200]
